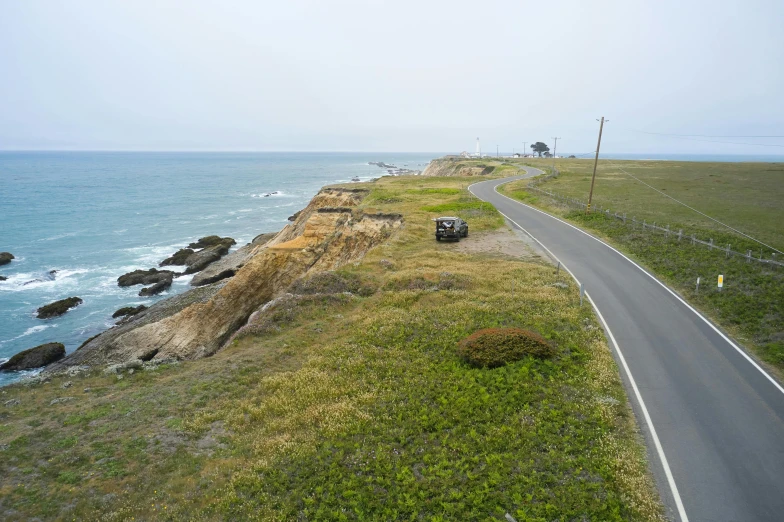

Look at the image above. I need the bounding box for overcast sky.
[1,0,782,154]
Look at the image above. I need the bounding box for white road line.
[485,175,784,397]
[467,174,690,522]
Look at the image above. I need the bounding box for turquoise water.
[0,152,436,385]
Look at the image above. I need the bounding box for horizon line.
[1,149,783,156]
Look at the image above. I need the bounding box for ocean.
[0,152,437,385]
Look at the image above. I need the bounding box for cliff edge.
[47,187,402,370]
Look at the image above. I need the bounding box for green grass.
[499,159,784,374]
[0,174,663,521]
[519,158,784,251]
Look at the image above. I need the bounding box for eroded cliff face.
[49,187,401,369]
[421,158,496,177]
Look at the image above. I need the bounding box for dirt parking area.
[446,220,554,264]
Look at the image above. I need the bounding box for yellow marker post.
[718,274,724,291]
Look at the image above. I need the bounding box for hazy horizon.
[1,0,782,155]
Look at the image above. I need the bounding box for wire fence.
[521,178,784,269]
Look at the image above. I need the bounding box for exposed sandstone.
[48,187,400,368]
[421,157,498,177]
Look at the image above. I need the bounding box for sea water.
[0,152,437,385]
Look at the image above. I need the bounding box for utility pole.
[496,144,499,158]
[587,117,607,213]
[523,142,527,158]
[551,137,560,174]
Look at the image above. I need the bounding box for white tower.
[476,137,481,157]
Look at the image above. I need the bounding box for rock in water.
[0,252,14,266]
[0,276,7,281]
[187,236,236,250]
[37,297,83,319]
[0,342,66,371]
[117,268,176,287]
[139,278,172,296]
[190,232,276,286]
[160,248,195,266]
[112,305,148,319]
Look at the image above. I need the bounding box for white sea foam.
[0,268,89,292]
[37,231,79,242]
[251,190,287,198]
[0,324,57,345]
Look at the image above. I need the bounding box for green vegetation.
[457,328,556,368]
[36,297,83,319]
[521,158,784,249]
[0,174,662,520]
[500,158,784,374]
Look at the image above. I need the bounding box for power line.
[622,128,784,148]
[605,160,784,255]
[629,130,784,139]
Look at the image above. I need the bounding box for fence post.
[726,244,731,258]
[747,250,751,263]
[666,224,670,237]
[696,277,700,293]
[709,238,713,249]
[678,229,682,241]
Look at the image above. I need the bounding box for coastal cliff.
[47,187,402,370]
[421,157,499,177]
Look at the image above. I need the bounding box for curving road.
[470,169,784,522]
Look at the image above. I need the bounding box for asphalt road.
[470,169,784,522]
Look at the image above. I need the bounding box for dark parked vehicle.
[434,217,468,241]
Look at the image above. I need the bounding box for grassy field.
[498,158,784,373]
[0,175,663,520]
[520,158,784,252]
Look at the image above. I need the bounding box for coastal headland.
[0,167,664,520]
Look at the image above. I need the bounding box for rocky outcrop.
[1,343,65,371]
[188,236,235,250]
[112,305,148,319]
[160,236,236,275]
[117,269,175,296]
[49,187,401,369]
[190,232,276,287]
[36,297,83,319]
[160,249,194,266]
[0,252,14,266]
[421,157,498,177]
[118,268,175,287]
[139,278,172,296]
[0,276,6,281]
[46,280,230,373]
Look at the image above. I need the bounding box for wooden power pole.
[587,117,607,213]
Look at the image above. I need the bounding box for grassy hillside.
[500,158,784,373]
[0,175,663,520]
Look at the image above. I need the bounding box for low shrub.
[288,271,375,297]
[457,327,555,368]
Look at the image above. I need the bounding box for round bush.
[457,328,555,368]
